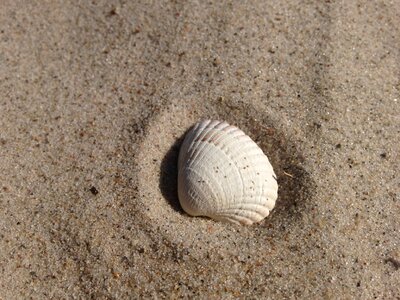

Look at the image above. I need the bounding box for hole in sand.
[134,99,315,255]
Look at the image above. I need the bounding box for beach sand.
[0,0,399,298]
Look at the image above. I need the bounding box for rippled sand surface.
[0,1,399,298]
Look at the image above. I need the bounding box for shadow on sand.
[158,129,190,213]
[158,103,315,224]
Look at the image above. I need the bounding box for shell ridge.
[217,202,270,214]
[186,123,246,167]
[178,121,208,170]
[187,127,244,167]
[178,129,197,172]
[218,209,267,221]
[214,213,256,225]
[187,126,212,158]
[258,173,265,209]
[219,202,271,211]
[191,123,244,159]
[187,142,246,209]
[220,141,264,163]
[216,207,269,220]
[186,150,240,209]
[187,121,230,164]
[185,120,213,152]
[177,120,278,225]
[186,136,271,209]
[183,166,224,215]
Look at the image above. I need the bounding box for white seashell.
[178,120,278,225]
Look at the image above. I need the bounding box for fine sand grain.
[0,1,399,299]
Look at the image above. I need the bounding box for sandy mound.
[135,97,314,258]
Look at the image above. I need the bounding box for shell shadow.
[159,129,190,213]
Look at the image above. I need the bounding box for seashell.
[178,120,278,225]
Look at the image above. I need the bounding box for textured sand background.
[0,0,399,298]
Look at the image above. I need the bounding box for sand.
[0,0,399,298]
